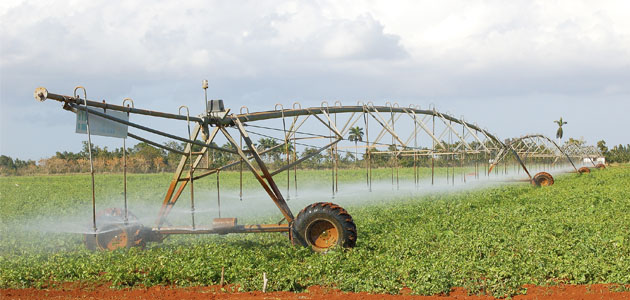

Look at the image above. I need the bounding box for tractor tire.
[531,172,554,187]
[578,167,591,174]
[291,202,357,252]
[84,208,145,251]
[595,163,606,170]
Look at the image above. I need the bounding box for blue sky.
[1,0,629,160]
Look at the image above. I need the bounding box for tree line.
[1,132,628,176]
[597,140,630,163]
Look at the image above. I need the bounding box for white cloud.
[3,1,628,82]
[1,0,629,159]
[317,14,407,60]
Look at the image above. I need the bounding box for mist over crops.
[2,164,573,235]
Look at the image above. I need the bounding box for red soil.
[2,284,629,300]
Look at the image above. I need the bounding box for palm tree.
[554,117,567,140]
[256,138,279,162]
[347,126,364,163]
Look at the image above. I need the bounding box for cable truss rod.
[127,133,187,155]
[270,138,342,177]
[183,143,287,181]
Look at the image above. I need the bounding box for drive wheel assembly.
[531,172,554,187]
[84,208,145,251]
[595,163,606,170]
[292,202,357,252]
[578,167,591,174]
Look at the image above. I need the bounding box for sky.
[1,0,629,160]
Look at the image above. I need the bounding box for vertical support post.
[206,142,210,170]
[483,153,490,178]
[331,143,335,198]
[203,79,209,116]
[334,109,339,193]
[390,106,394,189]
[413,109,418,188]
[179,106,195,229]
[217,170,221,218]
[281,108,290,200]
[123,136,128,223]
[293,122,298,197]
[363,108,371,191]
[447,120,450,184]
[239,135,243,201]
[203,80,210,172]
[75,87,97,233]
[461,123,465,183]
[334,144,339,193]
[291,103,301,198]
[431,112,435,186]
[367,113,372,191]
[121,98,134,224]
[475,152,479,180]
[189,140,195,228]
[391,106,399,190]
[327,110,335,198]
[450,120,454,186]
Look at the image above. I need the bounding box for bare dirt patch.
[2,284,630,300]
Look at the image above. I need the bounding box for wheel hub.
[307,220,339,249]
[96,224,129,250]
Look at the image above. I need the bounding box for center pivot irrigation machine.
[34,83,603,252]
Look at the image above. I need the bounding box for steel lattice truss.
[562,143,601,160]
[489,134,602,176]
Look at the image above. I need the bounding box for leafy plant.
[1,166,629,297]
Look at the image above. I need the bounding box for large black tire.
[531,172,554,187]
[84,208,145,251]
[291,202,357,252]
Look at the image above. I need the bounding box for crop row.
[1,165,628,297]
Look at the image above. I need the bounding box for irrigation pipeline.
[35,88,503,148]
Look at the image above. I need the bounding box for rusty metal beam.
[36,88,204,122]
[153,223,290,234]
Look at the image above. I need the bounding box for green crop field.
[1,166,629,297]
